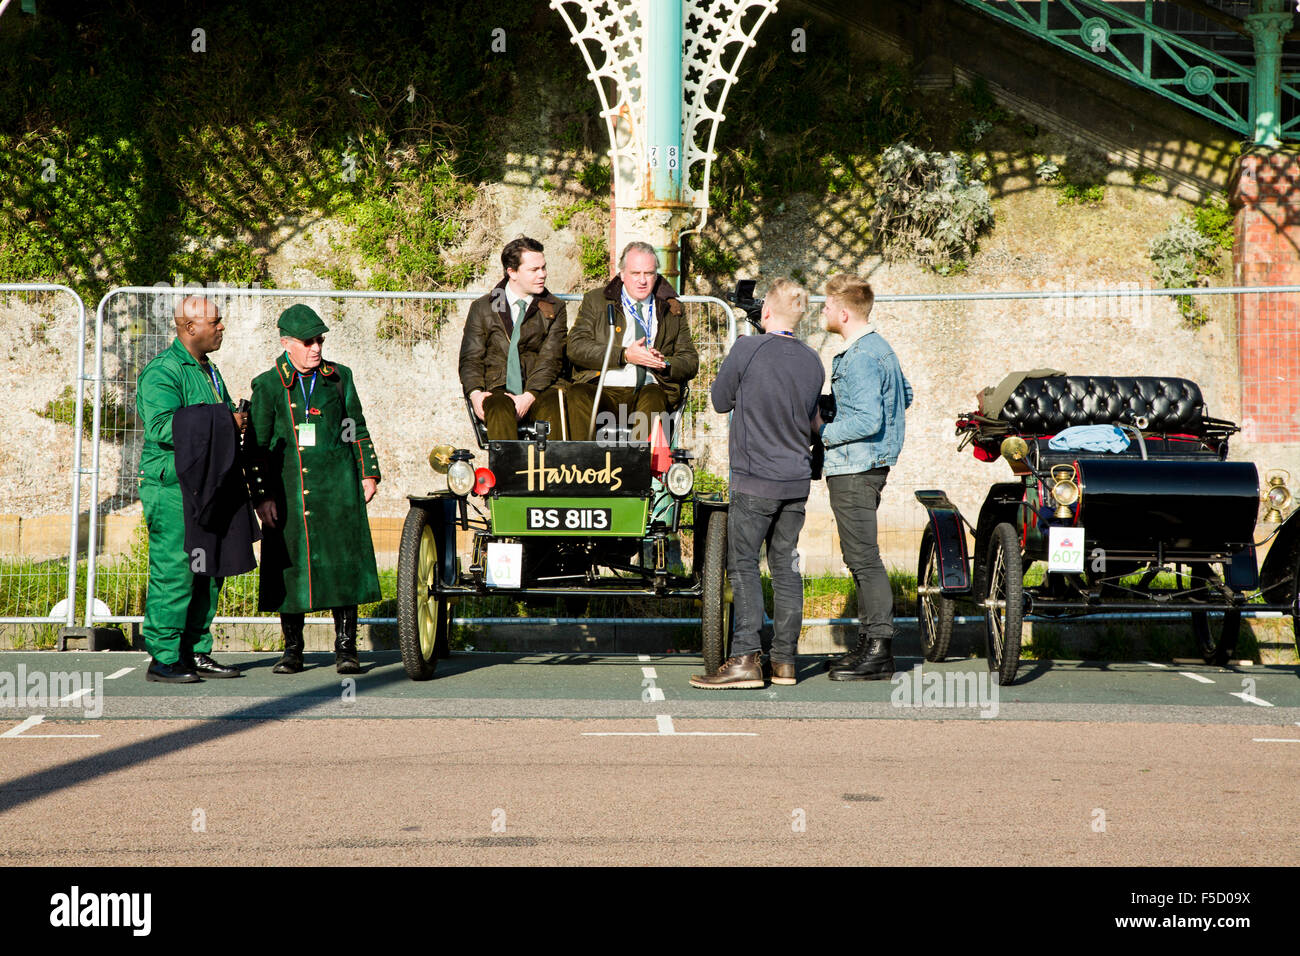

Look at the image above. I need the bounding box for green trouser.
[139,478,222,665]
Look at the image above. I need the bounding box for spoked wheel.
[1189,562,1242,666]
[984,522,1024,685]
[917,525,955,662]
[397,505,449,681]
[700,509,734,675]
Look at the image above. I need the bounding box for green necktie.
[506,299,526,395]
[631,300,648,389]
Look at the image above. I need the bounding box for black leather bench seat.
[990,376,1206,436]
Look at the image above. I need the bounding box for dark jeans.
[728,491,807,662]
[827,469,893,641]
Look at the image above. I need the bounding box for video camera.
[727,280,765,333]
[811,394,836,480]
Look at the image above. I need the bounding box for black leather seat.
[993,376,1206,437]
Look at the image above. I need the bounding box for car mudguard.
[406,493,459,587]
[1258,508,1300,609]
[692,494,729,581]
[915,490,972,595]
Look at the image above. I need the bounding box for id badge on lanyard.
[297,372,318,446]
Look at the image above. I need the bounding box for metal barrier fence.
[82,287,736,629]
[0,284,88,646]
[4,281,1294,639]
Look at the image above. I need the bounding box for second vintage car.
[915,373,1300,684]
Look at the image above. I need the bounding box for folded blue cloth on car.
[1047,424,1131,453]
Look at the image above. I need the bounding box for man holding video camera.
[815,273,912,681]
[691,279,823,689]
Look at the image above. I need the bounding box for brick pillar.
[1231,151,1300,442]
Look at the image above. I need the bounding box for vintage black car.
[394,408,732,679]
[915,374,1300,684]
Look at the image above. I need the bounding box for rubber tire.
[700,509,734,675]
[397,505,449,681]
[984,522,1024,686]
[1192,610,1242,666]
[917,525,955,663]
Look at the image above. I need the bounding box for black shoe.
[334,606,360,674]
[825,633,869,671]
[828,638,895,681]
[188,652,242,679]
[146,659,202,684]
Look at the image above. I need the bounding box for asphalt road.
[2,651,1297,865]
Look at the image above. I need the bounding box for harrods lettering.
[515,445,624,492]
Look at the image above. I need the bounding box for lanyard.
[621,290,654,341]
[298,370,318,413]
[201,363,222,401]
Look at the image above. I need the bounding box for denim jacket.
[822,328,912,475]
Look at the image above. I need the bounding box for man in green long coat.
[136,295,245,683]
[246,305,382,674]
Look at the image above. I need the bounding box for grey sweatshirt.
[711,332,825,499]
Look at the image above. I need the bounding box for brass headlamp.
[1263,469,1292,524]
[1049,464,1080,520]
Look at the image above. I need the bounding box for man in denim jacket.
[814,274,912,680]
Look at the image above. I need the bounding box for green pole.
[1246,0,1293,147]
[646,0,684,278]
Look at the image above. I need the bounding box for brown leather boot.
[769,659,797,686]
[690,653,764,689]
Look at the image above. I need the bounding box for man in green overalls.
[137,296,245,683]
[246,305,382,674]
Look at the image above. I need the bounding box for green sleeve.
[245,373,278,502]
[344,370,381,483]
[137,361,184,449]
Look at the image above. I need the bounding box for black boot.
[829,637,895,681]
[273,613,305,674]
[824,632,869,671]
[334,606,360,674]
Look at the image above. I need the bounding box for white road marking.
[1,716,43,738]
[1229,692,1273,707]
[58,688,93,704]
[1178,672,1215,684]
[1141,661,1167,668]
[583,715,758,737]
[105,667,134,680]
[638,664,664,701]
[1252,738,1300,743]
[637,654,650,662]
[1,715,100,739]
